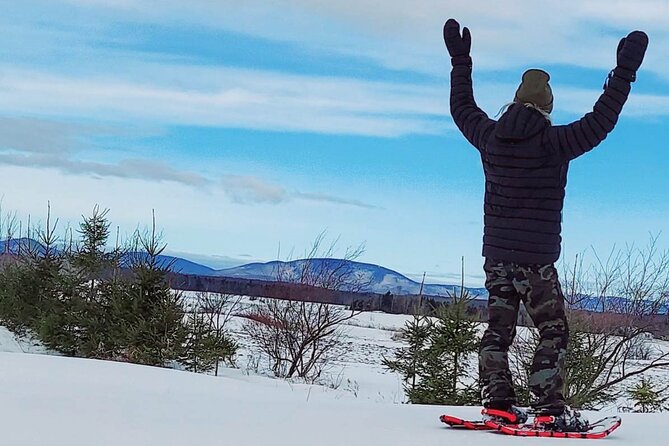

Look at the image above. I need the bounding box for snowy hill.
[215,259,487,297]
[0,350,660,446]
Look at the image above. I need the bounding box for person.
[442,18,648,432]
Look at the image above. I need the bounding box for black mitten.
[443,19,472,66]
[614,31,649,82]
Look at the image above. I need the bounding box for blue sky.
[1,0,668,286]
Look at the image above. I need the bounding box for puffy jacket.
[450,63,633,264]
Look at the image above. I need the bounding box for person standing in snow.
[443,18,648,432]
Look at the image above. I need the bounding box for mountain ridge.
[0,238,483,297]
[214,258,487,297]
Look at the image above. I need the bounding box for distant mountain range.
[3,238,668,313]
[213,259,487,297]
[0,238,485,298]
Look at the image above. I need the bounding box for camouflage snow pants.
[480,258,568,412]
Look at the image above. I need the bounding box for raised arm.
[444,19,495,151]
[546,31,649,161]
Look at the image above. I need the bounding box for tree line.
[0,205,237,373]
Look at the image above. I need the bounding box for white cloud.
[0,117,121,154]
[0,153,212,187]
[295,192,381,210]
[2,63,666,145]
[3,1,667,140]
[56,0,669,78]
[220,175,287,204]
[0,148,378,209]
[0,114,379,210]
[219,175,379,209]
[553,87,669,118]
[0,65,451,137]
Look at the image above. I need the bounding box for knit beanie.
[514,69,553,114]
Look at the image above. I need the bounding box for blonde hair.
[496,102,552,123]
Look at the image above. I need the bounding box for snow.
[0,351,664,445]
[1,299,668,445]
[0,326,50,355]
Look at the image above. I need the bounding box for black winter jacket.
[450,63,632,265]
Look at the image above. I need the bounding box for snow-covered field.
[1,296,668,445]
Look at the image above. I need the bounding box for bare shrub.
[243,232,363,382]
[242,298,356,381]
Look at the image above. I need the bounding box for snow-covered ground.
[0,326,50,355]
[0,351,666,445]
[1,296,669,445]
[228,301,412,403]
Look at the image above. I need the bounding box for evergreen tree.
[124,220,188,367]
[70,207,125,358]
[24,210,77,356]
[0,210,87,356]
[384,288,481,405]
[71,206,116,281]
[382,314,432,396]
[38,207,122,358]
[628,377,669,413]
[180,309,238,373]
[411,294,480,405]
[0,262,43,334]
